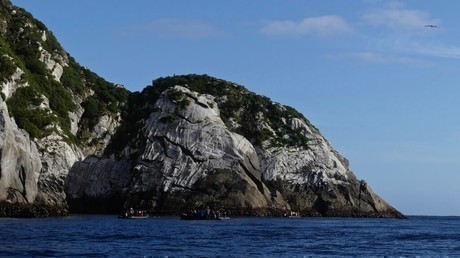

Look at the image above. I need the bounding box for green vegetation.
[0,0,13,16]
[1,5,129,143]
[79,68,129,130]
[107,74,315,152]
[159,114,177,123]
[6,71,77,139]
[6,86,53,138]
[60,64,84,94]
[1,6,69,138]
[0,37,17,83]
[0,52,16,83]
[0,54,16,83]
[150,75,314,149]
[167,88,191,115]
[103,89,157,154]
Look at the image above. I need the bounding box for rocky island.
[0,0,404,218]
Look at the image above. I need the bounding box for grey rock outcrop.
[68,97,85,136]
[66,157,132,199]
[0,99,41,204]
[65,156,132,213]
[1,66,28,100]
[67,86,289,213]
[133,86,286,210]
[39,46,66,82]
[254,100,400,217]
[34,133,84,207]
[66,84,402,218]
[84,114,121,155]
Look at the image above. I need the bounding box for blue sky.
[10,0,460,216]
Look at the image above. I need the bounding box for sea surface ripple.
[1,215,460,256]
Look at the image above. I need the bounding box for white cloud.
[362,6,439,30]
[334,51,433,66]
[261,15,353,38]
[120,19,226,40]
[370,35,460,60]
[407,43,460,59]
[356,3,460,61]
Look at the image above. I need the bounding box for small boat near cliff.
[284,211,301,218]
[181,208,230,220]
[119,214,150,219]
[119,209,149,219]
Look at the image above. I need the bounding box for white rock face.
[258,131,349,186]
[82,113,121,155]
[68,98,85,136]
[40,30,46,41]
[290,117,314,134]
[1,66,28,100]
[133,86,278,208]
[28,94,50,111]
[0,99,41,204]
[39,47,67,82]
[34,133,84,206]
[250,108,401,216]
[92,114,120,139]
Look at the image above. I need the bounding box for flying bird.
[425,25,439,29]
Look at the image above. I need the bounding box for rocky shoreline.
[0,204,405,219]
[0,202,69,218]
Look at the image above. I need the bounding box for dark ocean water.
[1,215,460,257]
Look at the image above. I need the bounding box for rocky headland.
[0,0,404,218]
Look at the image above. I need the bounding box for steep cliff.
[0,0,128,216]
[0,0,403,218]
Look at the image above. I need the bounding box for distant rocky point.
[0,0,404,218]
